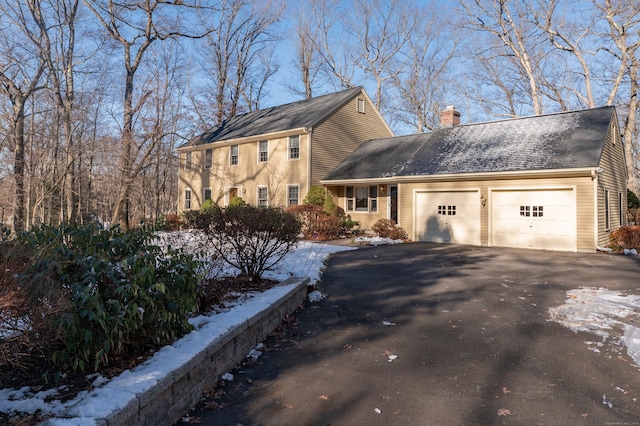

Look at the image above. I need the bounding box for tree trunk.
[12,99,26,232]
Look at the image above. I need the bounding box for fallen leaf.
[502,387,511,394]
[497,408,511,416]
[581,413,589,417]
[319,394,329,400]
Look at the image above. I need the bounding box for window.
[184,152,192,171]
[288,185,299,206]
[184,189,192,210]
[203,188,212,201]
[203,148,213,169]
[257,186,268,206]
[346,186,378,212]
[230,145,238,165]
[605,189,610,230]
[357,98,366,113]
[289,136,300,159]
[520,205,543,217]
[438,205,456,216]
[258,140,268,163]
[619,192,624,226]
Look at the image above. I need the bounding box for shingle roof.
[180,87,364,148]
[323,106,615,181]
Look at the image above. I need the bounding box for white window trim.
[345,185,378,213]
[619,192,624,226]
[184,152,192,171]
[230,144,239,166]
[357,98,366,114]
[184,189,192,210]
[258,140,269,163]
[257,185,268,206]
[605,189,610,231]
[203,148,213,169]
[287,184,300,206]
[288,136,300,160]
[203,187,212,202]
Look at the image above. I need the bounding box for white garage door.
[491,189,576,251]
[415,191,480,245]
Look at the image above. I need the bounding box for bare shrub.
[371,219,407,240]
[609,225,640,251]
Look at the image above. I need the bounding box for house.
[177,87,393,212]
[321,106,628,252]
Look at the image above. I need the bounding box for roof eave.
[321,167,597,185]
[177,127,309,151]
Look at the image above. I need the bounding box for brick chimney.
[439,105,461,128]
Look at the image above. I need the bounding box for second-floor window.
[230,144,239,165]
[184,152,192,171]
[259,140,268,163]
[204,148,213,169]
[289,136,300,160]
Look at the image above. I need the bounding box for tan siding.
[596,120,628,246]
[311,93,393,186]
[178,134,311,210]
[326,184,390,231]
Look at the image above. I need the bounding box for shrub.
[371,219,407,240]
[286,204,340,239]
[203,205,301,281]
[609,225,640,251]
[229,196,245,206]
[157,213,181,231]
[323,193,336,215]
[200,199,219,213]
[339,217,360,235]
[303,185,326,206]
[628,189,640,209]
[7,224,199,373]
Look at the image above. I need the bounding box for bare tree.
[191,0,283,127]
[0,0,46,231]
[392,3,458,132]
[27,0,80,223]
[83,0,214,229]
[460,0,547,115]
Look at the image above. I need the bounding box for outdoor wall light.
[480,194,487,208]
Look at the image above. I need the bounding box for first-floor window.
[346,185,378,212]
[257,186,268,206]
[619,192,624,226]
[605,189,610,230]
[288,185,299,206]
[204,188,212,201]
[184,189,192,210]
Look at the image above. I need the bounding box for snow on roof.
[324,106,615,181]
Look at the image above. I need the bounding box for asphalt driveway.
[181,243,640,425]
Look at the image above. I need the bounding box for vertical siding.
[311,93,393,186]
[596,120,628,246]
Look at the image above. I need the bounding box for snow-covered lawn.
[0,232,356,424]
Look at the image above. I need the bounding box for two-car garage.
[414,187,577,251]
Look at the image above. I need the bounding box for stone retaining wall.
[42,277,309,426]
